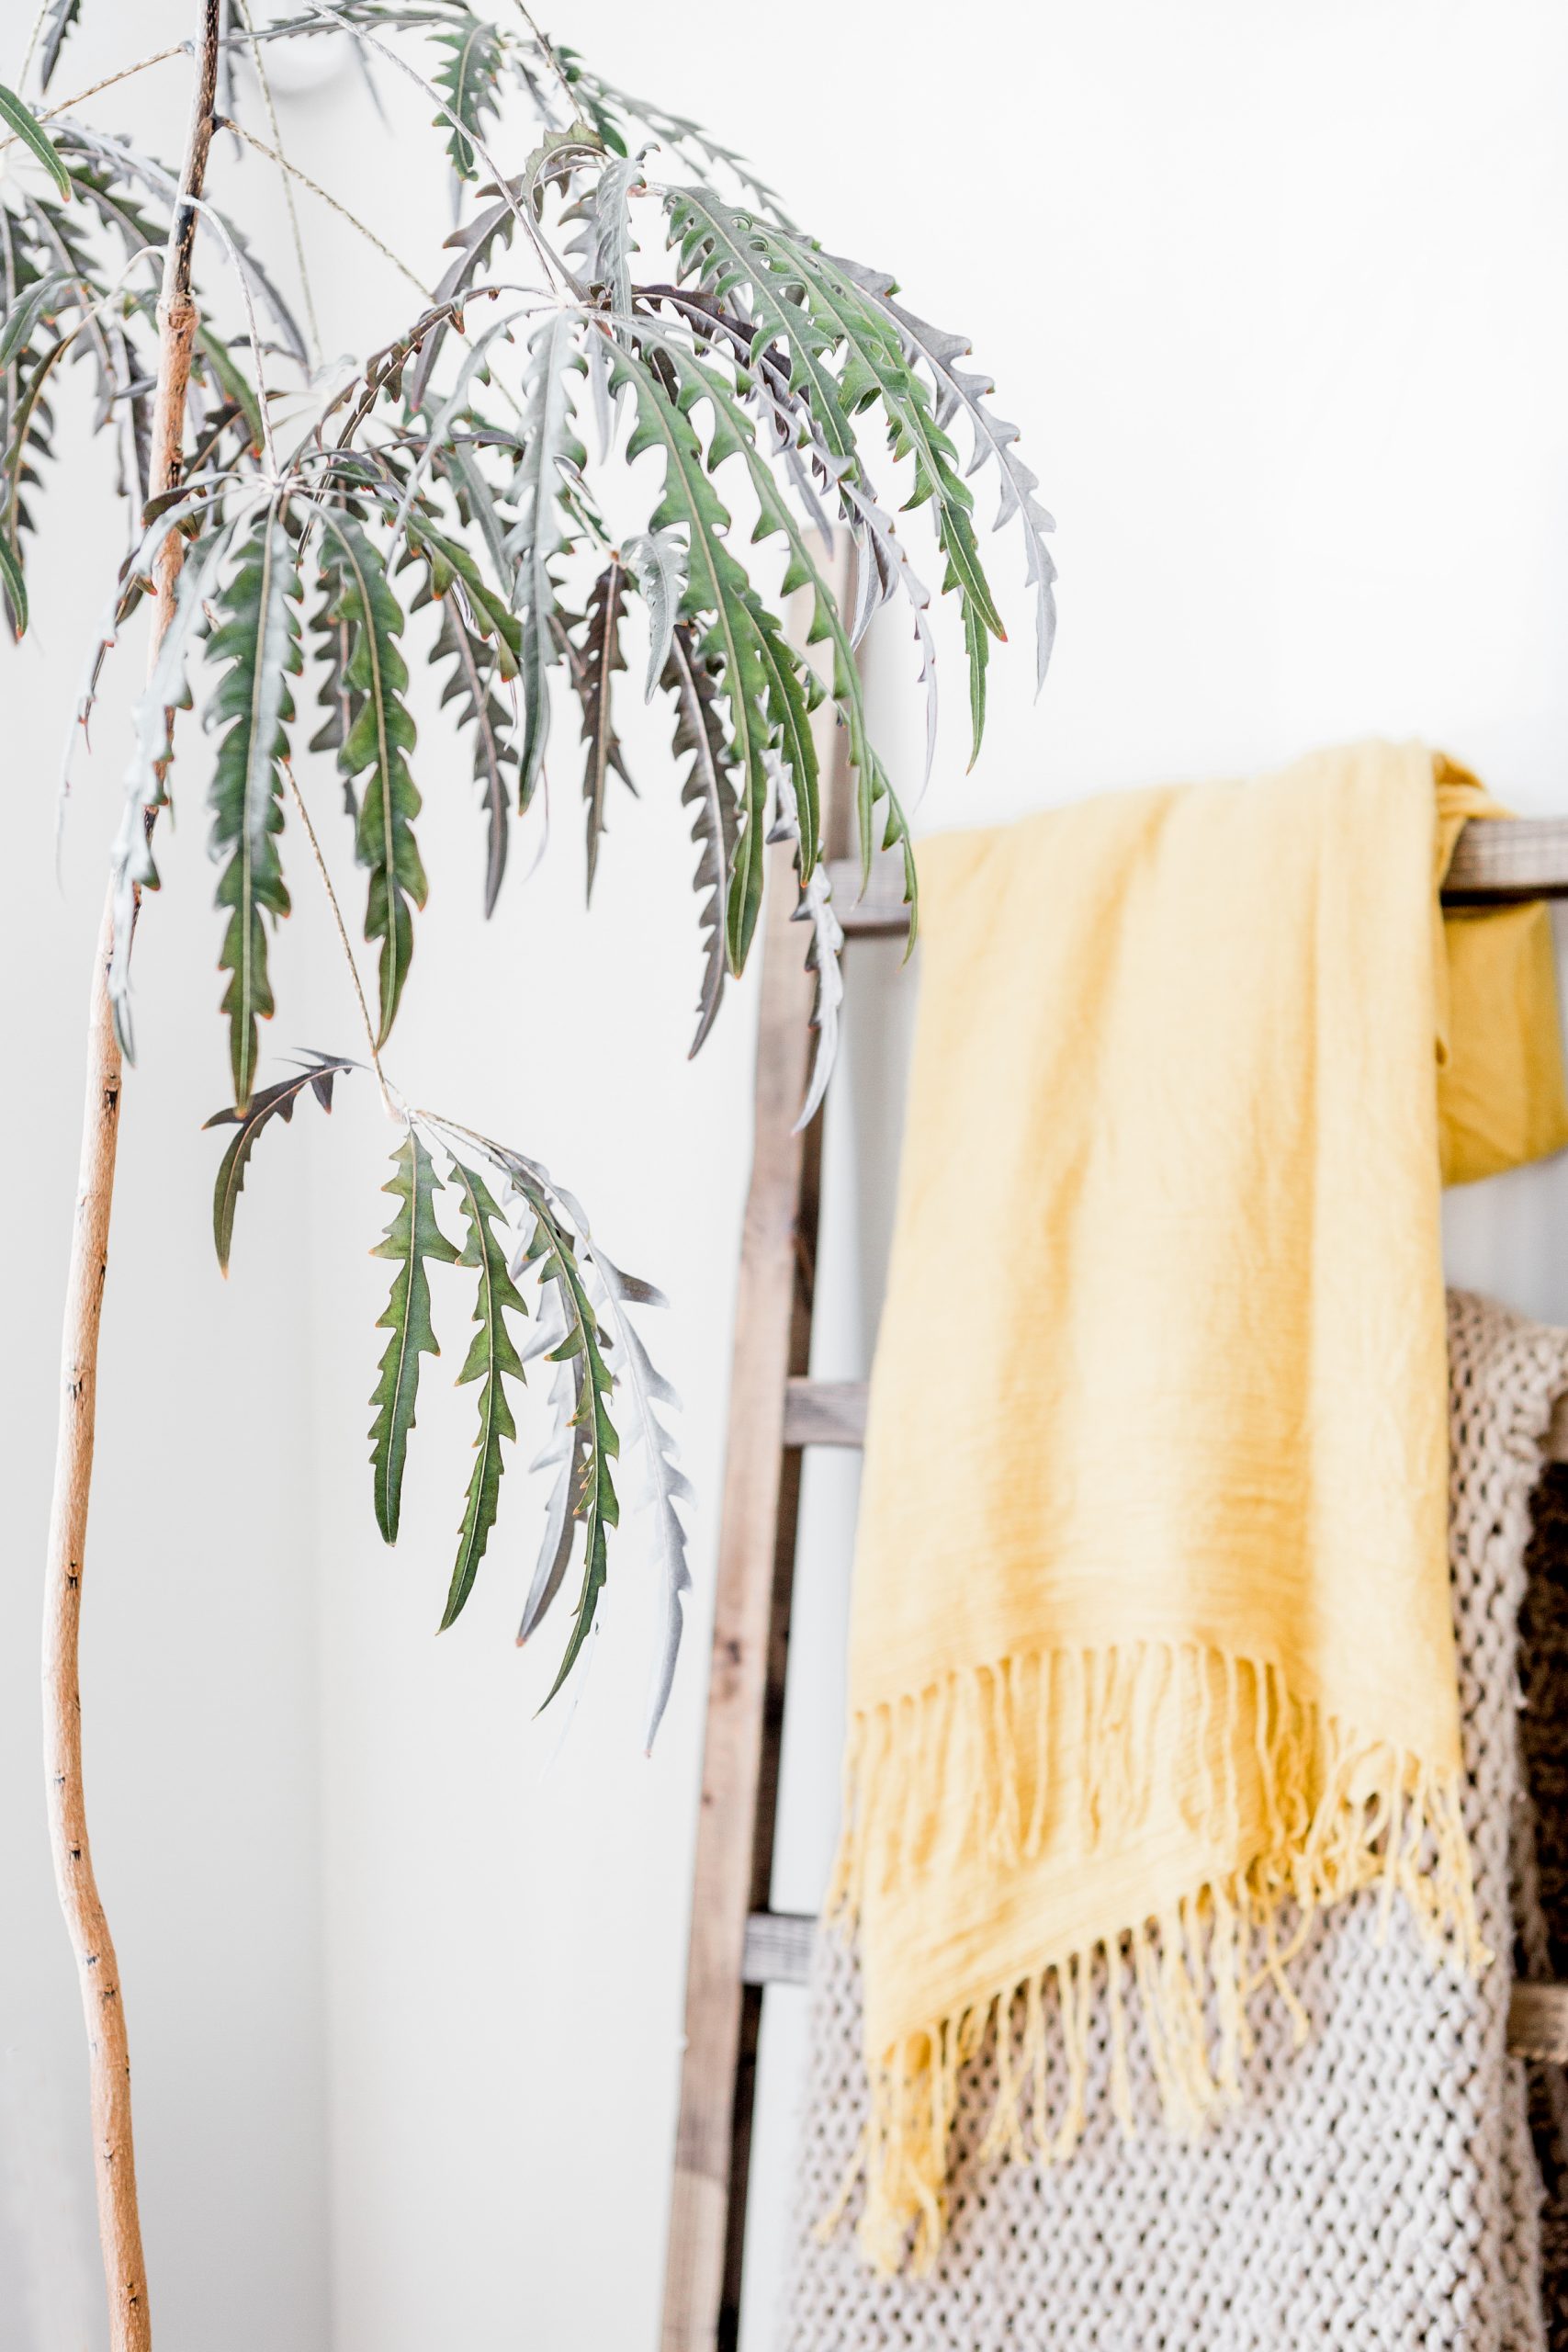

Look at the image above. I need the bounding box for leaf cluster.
[6,4,1054,1728]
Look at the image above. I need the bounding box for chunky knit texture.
[780,1292,1568,2349]
[1517,1458,1568,2346]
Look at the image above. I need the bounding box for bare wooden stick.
[42,11,221,2348]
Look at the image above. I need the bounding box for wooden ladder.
[659,752,1568,2351]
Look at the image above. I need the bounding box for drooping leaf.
[203,1054,353,1275]
[400,507,521,913]
[613,342,774,971]
[0,530,26,637]
[0,268,73,371]
[840,475,939,791]
[442,1154,530,1631]
[192,320,265,457]
[110,515,248,1059]
[408,184,520,412]
[38,0,83,90]
[206,509,301,1112]
[401,508,520,666]
[513,1279,587,1646]
[312,509,426,1044]
[57,121,308,367]
[667,194,1006,761]
[567,152,643,446]
[582,1244,691,1753]
[433,598,516,914]
[622,318,912,914]
[368,1129,459,1546]
[660,621,737,1057]
[831,259,1058,692]
[0,86,72,201]
[575,554,630,899]
[505,309,587,809]
[666,187,862,477]
[308,577,359,815]
[502,1161,619,1704]
[768,758,845,1133]
[430,7,506,181]
[433,438,518,602]
[622,524,685,697]
[520,122,606,220]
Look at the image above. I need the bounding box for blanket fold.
[836,740,1568,2271]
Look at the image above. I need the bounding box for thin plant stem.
[2,47,189,141]
[42,11,222,2351]
[306,3,584,301]
[512,3,577,118]
[233,0,322,367]
[14,0,50,89]
[219,117,433,300]
[185,192,277,474]
[281,760,400,1117]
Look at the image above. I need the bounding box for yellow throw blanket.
[835,740,1568,2273]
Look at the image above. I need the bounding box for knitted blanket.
[781,1292,1568,2350]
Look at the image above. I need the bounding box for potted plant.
[2,4,1053,2339]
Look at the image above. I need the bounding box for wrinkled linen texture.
[783,1293,1568,2350]
[834,741,1568,2267]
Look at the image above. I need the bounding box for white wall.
[7,5,1568,2350]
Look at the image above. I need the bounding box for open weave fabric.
[780,1292,1568,2350]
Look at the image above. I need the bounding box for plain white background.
[6,4,1568,2346]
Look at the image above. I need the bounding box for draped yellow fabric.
[835,741,1568,2273]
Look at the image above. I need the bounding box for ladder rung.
[1506,1980,1568,2061]
[829,856,914,936]
[741,1909,817,1986]
[829,819,1568,934]
[783,1377,868,1448]
[742,1907,1568,2059]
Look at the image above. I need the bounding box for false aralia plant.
[2,1,1054,2342]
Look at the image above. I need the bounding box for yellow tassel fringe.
[827,1640,1481,2275]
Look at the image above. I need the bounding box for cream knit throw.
[782,1292,1567,2351]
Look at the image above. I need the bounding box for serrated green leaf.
[0,86,72,201]
[203,1056,352,1276]
[0,269,72,371]
[207,511,300,1112]
[575,555,630,899]
[39,0,82,92]
[666,188,860,472]
[613,341,774,971]
[442,1156,529,1631]
[368,1130,459,1546]
[430,9,505,181]
[400,507,521,915]
[506,311,587,810]
[503,1162,620,1704]
[667,194,1006,763]
[519,124,605,220]
[645,328,893,889]
[661,622,737,1055]
[312,510,425,1045]
[0,532,26,637]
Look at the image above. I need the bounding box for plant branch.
[218,116,434,300]
[306,3,585,300]
[14,0,50,89]
[233,0,322,368]
[511,3,577,119]
[5,47,189,138]
[43,10,222,2351]
[282,760,399,1116]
